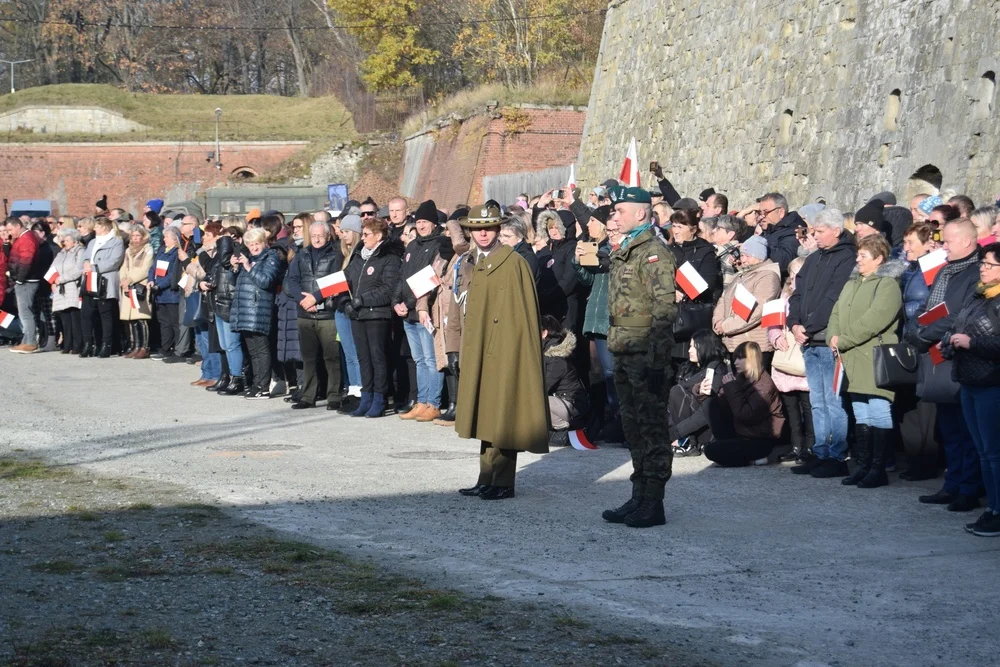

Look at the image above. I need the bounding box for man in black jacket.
[911,218,982,511]
[757,192,806,278]
[787,208,856,478]
[292,222,346,410]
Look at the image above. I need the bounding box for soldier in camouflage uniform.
[601,186,678,528]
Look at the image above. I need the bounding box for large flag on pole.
[618,137,640,187]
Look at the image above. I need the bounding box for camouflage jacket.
[608,226,677,368]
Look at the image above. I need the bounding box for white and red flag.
[761,299,787,328]
[919,248,947,286]
[406,265,441,298]
[317,271,350,298]
[618,137,640,187]
[44,265,59,284]
[0,310,15,329]
[84,271,99,293]
[917,301,949,327]
[675,261,708,300]
[731,283,757,321]
[566,163,576,190]
[568,430,598,451]
[154,259,170,278]
[129,290,141,310]
[833,354,846,394]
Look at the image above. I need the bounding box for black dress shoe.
[459,484,488,497]
[291,401,315,410]
[919,489,958,505]
[947,495,980,512]
[338,396,360,414]
[480,486,515,500]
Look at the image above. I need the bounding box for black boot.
[337,395,361,414]
[437,374,457,422]
[79,341,95,358]
[97,342,112,358]
[623,498,666,528]
[218,377,245,396]
[602,489,642,524]
[858,427,890,488]
[207,374,230,392]
[843,424,872,485]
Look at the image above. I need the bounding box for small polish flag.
[44,265,59,284]
[618,137,640,187]
[154,259,170,278]
[0,310,15,329]
[919,248,947,286]
[406,265,441,298]
[568,430,598,451]
[675,261,708,300]
[929,342,945,366]
[731,283,757,321]
[129,290,141,310]
[177,273,192,291]
[761,299,787,328]
[917,301,949,327]
[84,271,99,293]
[317,271,350,298]
[566,163,576,190]
[833,354,846,394]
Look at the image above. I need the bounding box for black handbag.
[673,301,714,340]
[916,355,961,404]
[130,282,148,301]
[873,339,919,389]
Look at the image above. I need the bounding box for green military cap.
[607,185,628,203]
[620,187,652,204]
[461,202,503,228]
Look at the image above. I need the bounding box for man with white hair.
[787,208,857,478]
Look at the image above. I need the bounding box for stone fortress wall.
[578,0,1000,208]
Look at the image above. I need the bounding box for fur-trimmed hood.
[544,329,577,358]
[849,257,908,280]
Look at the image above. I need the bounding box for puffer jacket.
[345,241,403,320]
[148,226,163,255]
[712,259,782,352]
[276,257,301,362]
[148,246,181,305]
[574,239,611,337]
[393,227,453,323]
[543,330,590,424]
[209,236,238,322]
[945,287,1000,387]
[900,259,931,338]
[49,245,85,312]
[293,241,346,321]
[8,229,41,283]
[118,243,153,320]
[230,247,282,335]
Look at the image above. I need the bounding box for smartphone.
[705,366,715,387]
[553,189,563,199]
[649,161,659,172]
[578,241,599,266]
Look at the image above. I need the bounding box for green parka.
[827,261,906,401]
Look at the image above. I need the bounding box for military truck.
[165,185,331,220]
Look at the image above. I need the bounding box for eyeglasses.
[360,211,376,217]
[756,207,779,218]
[980,260,1000,269]
[361,231,375,237]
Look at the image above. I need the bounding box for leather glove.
[343,302,357,319]
[447,352,460,378]
[351,296,364,310]
[646,367,666,396]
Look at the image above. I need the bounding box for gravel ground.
[3,351,1000,666]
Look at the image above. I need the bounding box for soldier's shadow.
[514,443,634,499]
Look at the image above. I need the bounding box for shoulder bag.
[873,337,919,389]
[772,329,806,377]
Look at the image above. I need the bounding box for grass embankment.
[0,84,357,142]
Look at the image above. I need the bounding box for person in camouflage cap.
[601,186,678,528]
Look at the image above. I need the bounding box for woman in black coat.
[344,216,403,418]
[541,315,590,431]
[668,329,730,456]
[669,208,721,361]
[204,232,244,394]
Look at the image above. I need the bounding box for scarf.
[978,280,1000,299]
[619,223,651,251]
[361,241,382,261]
[927,251,979,308]
[89,232,113,260]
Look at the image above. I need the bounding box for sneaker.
[970,512,1000,537]
[245,389,271,400]
[11,343,39,354]
[965,511,994,534]
[150,351,166,360]
[162,355,186,364]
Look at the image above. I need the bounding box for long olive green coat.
[827,261,905,401]
[455,244,550,453]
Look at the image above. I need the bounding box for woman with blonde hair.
[970,206,998,246]
[334,213,364,411]
[119,224,153,358]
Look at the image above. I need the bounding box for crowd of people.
[2,171,999,535]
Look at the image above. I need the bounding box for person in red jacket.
[5,217,43,353]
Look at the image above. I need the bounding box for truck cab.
[8,199,54,219]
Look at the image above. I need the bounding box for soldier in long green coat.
[601,187,678,528]
[455,203,549,500]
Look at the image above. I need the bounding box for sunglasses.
[360,211,376,217]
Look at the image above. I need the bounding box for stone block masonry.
[0,141,308,216]
[579,0,1000,208]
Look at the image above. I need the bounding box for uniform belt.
[610,316,652,327]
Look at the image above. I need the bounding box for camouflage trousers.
[476,441,518,487]
[613,353,674,500]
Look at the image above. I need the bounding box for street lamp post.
[214,108,222,171]
[0,59,34,94]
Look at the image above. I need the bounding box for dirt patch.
[0,457,701,666]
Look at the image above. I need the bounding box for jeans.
[195,325,221,381]
[850,395,893,429]
[335,310,361,388]
[215,317,244,378]
[403,320,443,408]
[14,282,40,345]
[961,386,998,509]
[803,346,849,460]
[593,336,619,411]
[938,402,982,497]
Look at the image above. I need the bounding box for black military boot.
[623,498,666,528]
[602,486,642,524]
[842,424,872,485]
[858,427,890,488]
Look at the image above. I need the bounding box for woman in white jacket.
[49,229,86,354]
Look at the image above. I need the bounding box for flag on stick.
[154,260,170,278]
[919,249,947,286]
[618,137,640,187]
[732,284,757,321]
[44,266,59,285]
[676,262,708,300]
[317,271,350,298]
[761,299,786,328]
[0,310,15,329]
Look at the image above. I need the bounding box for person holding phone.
[668,330,730,456]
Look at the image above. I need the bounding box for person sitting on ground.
[668,329,730,456]
[703,342,786,467]
[541,315,590,435]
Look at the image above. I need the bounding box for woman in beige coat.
[118,224,154,358]
[712,235,782,358]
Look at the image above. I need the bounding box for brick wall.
[0,141,309,216]
[400,107,585,207]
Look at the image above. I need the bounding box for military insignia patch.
[648,255,659,263]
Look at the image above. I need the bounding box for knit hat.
[95,194,108,211]
[592,186,608,198]
[868,190,897,207]
[146,199,164,214]
[918,195,943,215]
[590,205,611,225]
[883,206,914,247]
[340,214,363,235]
[246,208,261,221]
[855,201,885,228]
[699,188,717,202]
[413,199,438,224]
[741,235,769,261]
[601,178,620,189]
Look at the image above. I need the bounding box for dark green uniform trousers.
[613,353,673,500]
[476,441,518,487]
[298,318,341,405]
